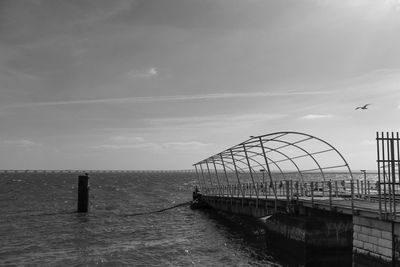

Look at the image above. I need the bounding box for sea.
[0,171,281,267]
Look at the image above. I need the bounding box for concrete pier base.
[353,215,400,267]
[264,213,353,266]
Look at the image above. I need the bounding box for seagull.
[355,104,371,110]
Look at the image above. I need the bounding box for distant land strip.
[0,169,196,174]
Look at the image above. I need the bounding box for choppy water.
[0,172,280,266]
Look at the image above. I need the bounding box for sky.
[1,0,400,170]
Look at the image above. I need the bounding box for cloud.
[1,139,42,148]
[161,141,213,150]
[5,90,333,109]
[93,143,157,150]
[300,114,334,120]
[127,67,158,78]
[93,139,211,151]
[110,136,145,142]
[147,113,288,129]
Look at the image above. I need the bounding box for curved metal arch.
[256,131,354,181]
[194,131,354,186]
[257,138,326,182]
[242,143,304,183]
[221,150,286,180]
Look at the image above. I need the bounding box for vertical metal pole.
[382,132,388,215]
[329,181,332,209]
[335,180,338,197]
[194,165,202,190]
[390,133,396,219]
[199,164,208,194]
[258,137,277,212]
[351,179,354,214]
[243,143,259,206]
[211,157,221,196]
[387,132,392,215]
[285,180,290,210]
[397,133,400,217]
[205,161,215,196]
[377,132,382,219]
[361,170,367,196]
[368,181,371,201]
[219,154,231,196]
[230,149,243,198]
[311,181,314,206]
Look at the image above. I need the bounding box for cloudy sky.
[1,0,400,170]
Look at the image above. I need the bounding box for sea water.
[0,172,280,266]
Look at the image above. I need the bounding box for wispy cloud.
[147,113,288,128]
[300,114,334,120]
[93,139,211,151]
[1,139,42,148]
[161,141,213,150]
[126,67,158,78]
[6,91,333,109]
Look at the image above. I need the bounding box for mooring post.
[77,173,89,212]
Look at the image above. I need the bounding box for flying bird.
[355,104,371,110]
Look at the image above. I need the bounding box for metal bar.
[311,181,314,206]
[391,133,396,219]
[243,143,259,206]
[205,161,214,191]
[351,179,354,213]
[335,180,338,197]
[211,158,221,196]
[386,132,392,215]
[382,132,387,215]
[377,132,382,219]
[194,165,204,190]
[219,154,231,196]
[230,149,243,197]
[258,137,277,212]
[329,181,332,209]
[199,164,208,194]
[397,132,400,218]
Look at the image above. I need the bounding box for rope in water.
[5,201,192,218]
[123,201,192,217]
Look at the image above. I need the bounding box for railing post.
[286,180,290,205]
[367,181,370,201]
[378,181,382,219]
[329,181,332,209]
[290,180,294,201]
[335,180,338,197]
[351,180,355,214]
[311,181,314,207]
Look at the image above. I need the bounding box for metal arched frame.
[193,131,354,192]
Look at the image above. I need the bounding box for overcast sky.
[1,0,400,170]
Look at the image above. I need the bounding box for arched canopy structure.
[193,132,353,188]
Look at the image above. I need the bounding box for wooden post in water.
[77,174,89,212]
